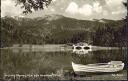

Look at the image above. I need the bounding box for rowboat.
[72,61,124,74]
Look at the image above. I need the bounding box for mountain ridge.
[6,14,124,22]
[1,15,127,47]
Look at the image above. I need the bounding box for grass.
[2,70,127,80]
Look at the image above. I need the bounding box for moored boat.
[72,43,92,54]
[72,61,124,74]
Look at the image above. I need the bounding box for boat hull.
[74,71,122,75]
[72,62,124,74]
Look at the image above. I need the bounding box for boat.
[72,61,124,74]
[72,43,92,54]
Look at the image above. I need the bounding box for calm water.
[0,47,127,77]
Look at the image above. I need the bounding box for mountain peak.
[43,14,64,21]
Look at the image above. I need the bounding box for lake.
[0,46,127,80]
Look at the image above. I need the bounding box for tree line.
[1,16,127,47]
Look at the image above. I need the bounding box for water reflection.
[72,49,92,54]
[0,48,127,77]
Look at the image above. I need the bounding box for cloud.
[112,10,126,15]
[93,2,102,13]
[65,1,103,16]
[50,8,55,12]
[105,0,124,6]
[111,5,127,15]
[1,0,126,20]
[52,0,57,2]
[65,2,78,14]
[1,0,24,17]
[104,0,127,16]
[65,2,93,16]
[79,4,93,16]
[103,10,108,16]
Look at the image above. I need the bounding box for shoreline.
[2,70,127,80]
[0,44,126,50]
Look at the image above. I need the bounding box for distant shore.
[1,44,127,53]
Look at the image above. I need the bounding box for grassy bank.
[2,70,127,80]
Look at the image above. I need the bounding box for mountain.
[1,15,127,47]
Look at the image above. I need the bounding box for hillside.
[1,15,127,47]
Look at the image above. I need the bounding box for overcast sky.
[1,0,127,20]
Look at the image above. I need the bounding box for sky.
[1,0,127,20]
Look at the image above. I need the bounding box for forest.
[1,15,127,47]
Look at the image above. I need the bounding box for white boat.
[72,43,92,54]
[72,61,124,74]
